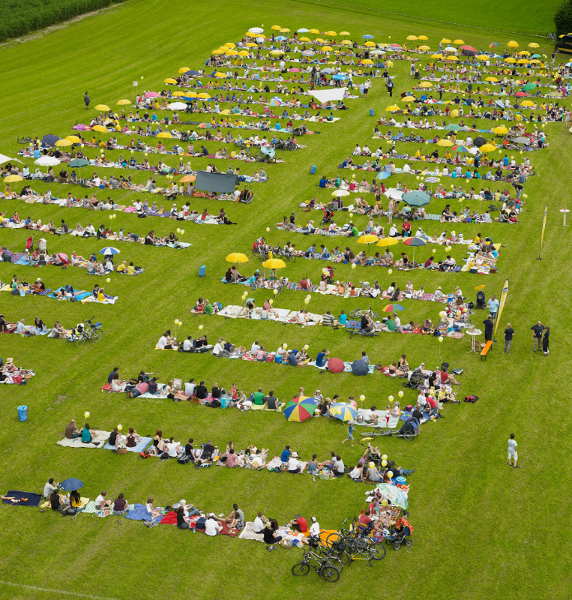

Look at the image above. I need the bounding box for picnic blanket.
[218,305,323,325]
[47,288,118,304]
[124,503,153,522]
[369,483,409,509]
[56,430,109,449]
[351,408,400,429]
[102,436,152,453]
[2,491,42,506]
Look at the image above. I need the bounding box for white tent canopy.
[0,154,21,165]
[308,87,347,104]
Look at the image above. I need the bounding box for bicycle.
[325,528,387,566]
[291,548,341,582]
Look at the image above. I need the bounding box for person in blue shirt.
[280,446,291,463]
[338,311,348,326]
[81,423,93,443]
[315,349,328,368]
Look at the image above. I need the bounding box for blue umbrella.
[69,158,89,167]
[362,34,374,39]
[377,171,391,180]
[99,246,120,255]
[185,70,201,76]
[275,36,287,41]
[403,190,430,207]
[332,73,347,81]
[297,28,309,33]
[445,123,461,131]
[60,478,84,492]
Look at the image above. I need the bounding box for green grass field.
[0,1,571,599]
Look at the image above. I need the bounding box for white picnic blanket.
[351,409,400,429]
[56,429,109,449]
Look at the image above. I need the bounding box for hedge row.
[0,0,125,42]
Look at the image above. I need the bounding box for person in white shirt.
[250,340,261,352]
[309,516,320,538]
[184,379,195,396]
[43,478,58,498]
[205,514,222,536]
[253,512,266,533]
[333,456,345,477]
[287,453,302,473]
[507,433,519,468]
[166,439,180,458]
[182,337,193,352]
[95,491,110,509]
[212,339,225,356]
[156,334,168,350]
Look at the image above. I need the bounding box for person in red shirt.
[291,515,308,533]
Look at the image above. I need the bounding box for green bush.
[0,0,125,42]
[555,0,572,36]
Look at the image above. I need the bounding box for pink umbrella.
[73,124,90,131]
[515,91,527,97]
[144,91,160,98]
[288,68,301,72]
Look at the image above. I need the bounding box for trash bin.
[198,264,206,277]
[369,108,375,116]
[309,164,317,174]
[17,405,28,422]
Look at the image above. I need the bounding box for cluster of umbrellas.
[283,396,358,423]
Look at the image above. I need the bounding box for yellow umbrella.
[357,234,378,244]
[224,42,236,48]
[66,135,82,143]
[437,139,453,147]
[485,76,498,82]
[270,49,284,55]
[164,78,177,84]
[476,54,489,60]
[211,49,225,55]
[92,125,108,133]
[271,25,282,30]
[178,67,190,74]
[172,91,186,97]
[492,126,508,135]
[226,49,238,56]
[418,45,431,51]
[339,31,350,35]
[198,92,211,99]
[214,72,226,78]
[376,238,399,247]
[450,109,460,117]
[55,138,72,147]
[364,41,376,47]
[479,143,497,153]
[340,39,352,45]
[361,58,373,65]
[315,37,325,43]
[309,28,320,34]
[157,132,173,138]
[528,42,540,48]
[322,45,333,52]
[440,38,451,44]
[504,57,516,63]
[507,40,519,48]
[520,100,536,107]
[226,252,249,263]
[238,50,249,57]
[446,55,459,61]
[418,35,429,40]
[453,39,465,45]
[431,53,444,59]
[406,35,418,41]
[262,258,286,269]
[299,36,311,42]
[4,174,23,182]
[245,42,258,47]
[517,58,530,64]
[419,81,433,88]
[324,30,337,36]
[94,104,110,111]
[517,50,530,56]
[279,27,291,33]
[385,105,400,112]
[401,95,415,102]
[116,99,131,105]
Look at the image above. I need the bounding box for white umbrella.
[35,155,61,166]
[385,188,404,200]
[0,154,22,165]
[332,189,350,197]
[444,46,458,53]
[167,102,188,111]
[248,27,264,34]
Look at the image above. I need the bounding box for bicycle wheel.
[367,545,387,565]
[318,564,340,583]
[291,562,310,576]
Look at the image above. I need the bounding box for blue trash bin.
[17,405,28,422]
[309,164,317,174]
[369,108,375,116]
[198,264,206,277]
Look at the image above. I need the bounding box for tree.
[555,0,572,37]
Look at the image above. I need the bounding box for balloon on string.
[198,324,204,330]
[398,390,404,398]
[117,424,123,431]
[438,336,444,343]
[359,394,366,401]
[282,343,288,349]
[303,344,309,350]
[84,411,90,419]
[273,288,278,295]
[268,299,274,305]
[106,277,111,283]
[388,269,393,274]
[351,263,356,269]
[381,459,388,467]
[388,395,394,402]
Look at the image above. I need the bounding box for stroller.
[395,417,420,440]
[386,519,413,550]
[475,290,486,310]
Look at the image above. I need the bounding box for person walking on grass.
[542,326,550,356]
[507,433,519,468]
[531,321,544,352]
[342,422,354,444]
[504,323,514,353]
[83,91,90,109]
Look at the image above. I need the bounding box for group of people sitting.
[0,356,35,384]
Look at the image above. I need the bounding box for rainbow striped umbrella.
[283,397,317,422]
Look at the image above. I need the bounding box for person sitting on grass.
[113,493,128,515]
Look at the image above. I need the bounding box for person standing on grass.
[531,321,544,352]
[483,316,494,342]
[487,296,499,319]
[504,323,514,353]
[83,91,90,109]
[343,422,354,443]
[542,326,550,356]
[507,433,519,468]
[386,78,394,97]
